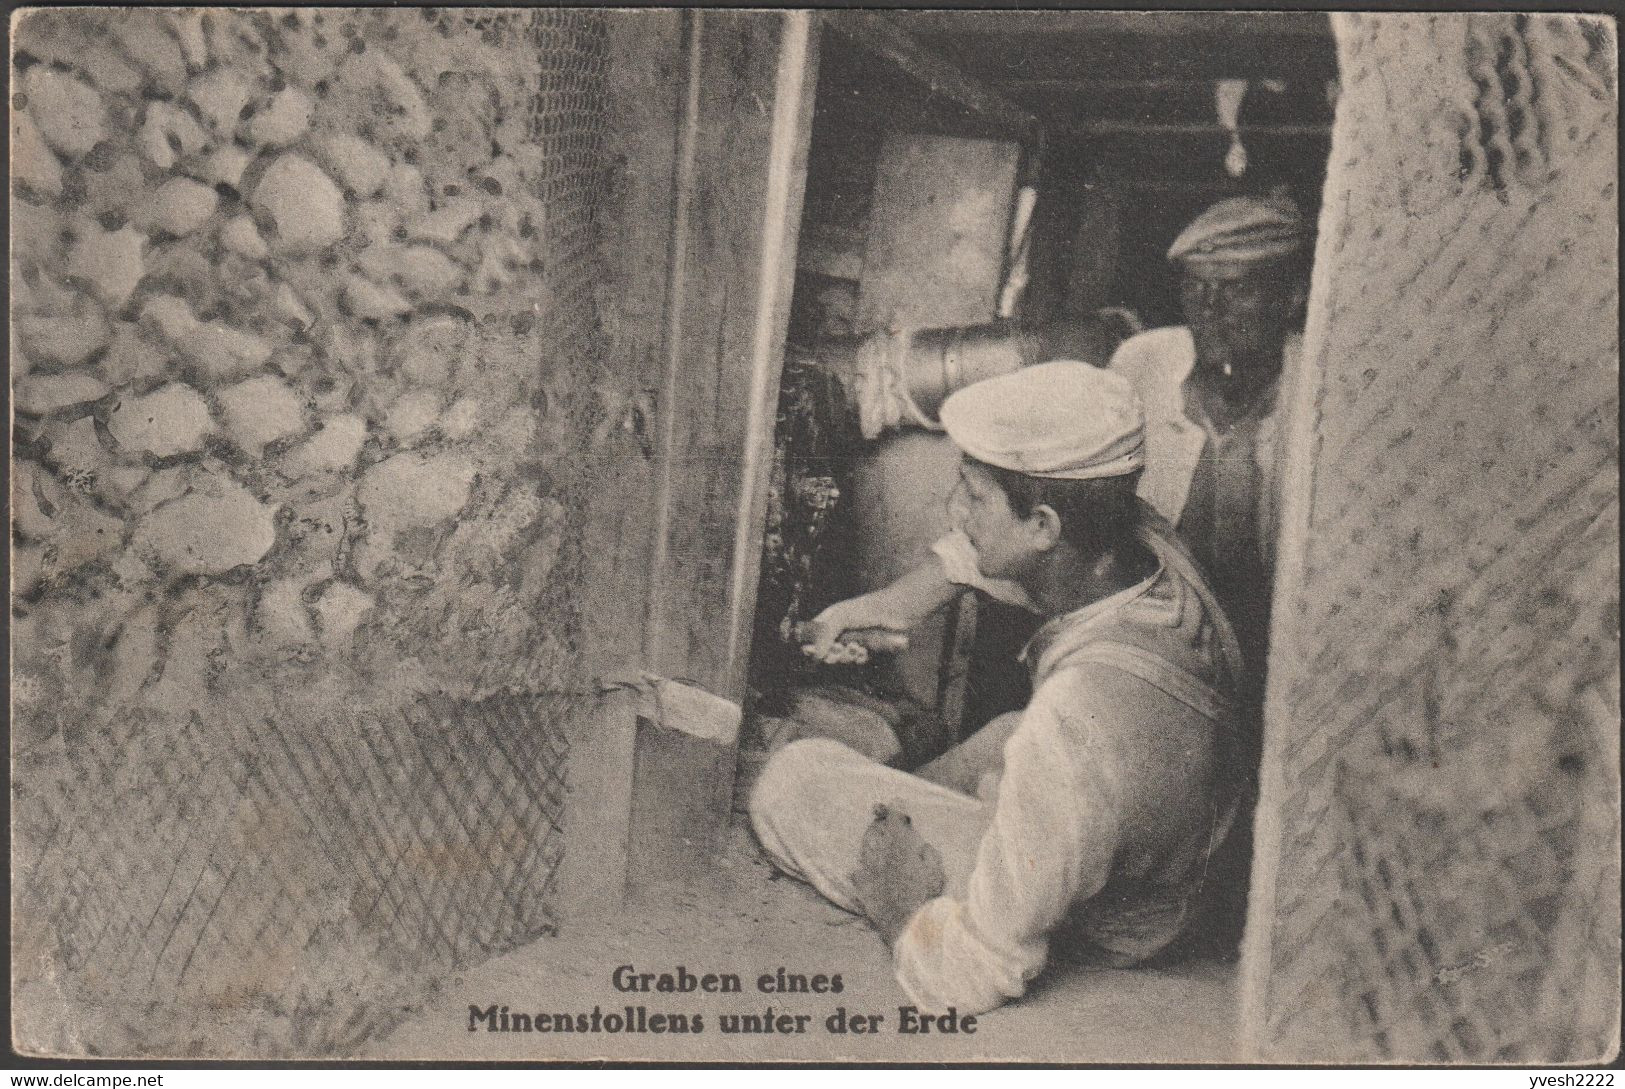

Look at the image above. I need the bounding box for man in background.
[1110,192,1310,695]
[1108,193,1311,950]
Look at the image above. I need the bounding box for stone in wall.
[12,109,64,197]
[13,461,61,541]
[357,244,461,295]
[253,154,346,252]
[107,383,213,457]
[83,41,143,95]
[439,396,483,440]
[47,503,127,576]
[11,199,63,275]
[141,295,275,379]
[13,457,127,582]
[137,102,208,170]
[15,373,110,417]
[362,450,474,520]
[247,86,314,147]
[109,20,188,93]
[41,417,116,481]
[12,5,631,1057]
[312,581,374,649]
[256,577,316,647]
[132,475,276,576]
[203,145,253,188]
[83,152,149,220]
[97,324,172,388]
[218,375,307,457]
[221,216,270,259]
[143,177,218,236]
[342,273,411,320]
[316,132,390,196]
[187,68,254,134]
[16,304,111,368]
[66,224,147,310]
[22,67,107,156]
[129,467,193,516]
[281,414,367,479]
[384,389,443,442]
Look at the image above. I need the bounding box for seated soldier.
[748,361,1246,1016]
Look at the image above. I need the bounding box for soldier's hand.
[798,593,910,664]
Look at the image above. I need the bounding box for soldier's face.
[948,460,1041,582]
[1179,259,1298,365]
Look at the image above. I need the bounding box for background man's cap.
[1168,194,1309,267]
[940,361,1145,480]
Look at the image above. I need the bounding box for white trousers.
[747,737,994,913]
[749,737,1201,971]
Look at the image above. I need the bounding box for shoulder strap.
[1132,503,1248,697]
[1062,640,1236,724]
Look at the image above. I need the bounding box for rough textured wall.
[10,7,667,1057]
[1246,13,1618,1063]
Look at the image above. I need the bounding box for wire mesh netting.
[14,693,572,1053]
[1256,13,1619,1064]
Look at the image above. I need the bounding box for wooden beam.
[925,31,1338,84]
[1071,121,1332,137]
[1006,77,1334,92]
[645,9,821,701]
[1007,77,1212,91]
[554,687,638,918]
[822,10,1040,141]
[1007,84,1335,130]
[578,10,685,680]
[882,10,1333,40]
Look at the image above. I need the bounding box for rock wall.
[10,8,677,1056]
[1243,13,1619,1063]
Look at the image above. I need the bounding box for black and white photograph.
[7,6,1620,1068]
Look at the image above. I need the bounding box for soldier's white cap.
[1168,194,1309,267]
[940,361,1145,480]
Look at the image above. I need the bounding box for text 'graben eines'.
[611,963,844,994]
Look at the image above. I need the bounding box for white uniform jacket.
[1107,326,1303,535]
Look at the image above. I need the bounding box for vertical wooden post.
[576,11,684,681]
[559,11,684,922]
[608,12,819,892]
[644,10,821,703]
[565,10,817,906]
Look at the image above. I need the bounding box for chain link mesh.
[1257,13,1619,1064]
[15,692,571,1053]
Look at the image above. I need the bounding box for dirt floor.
[369,816,1238,1062]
